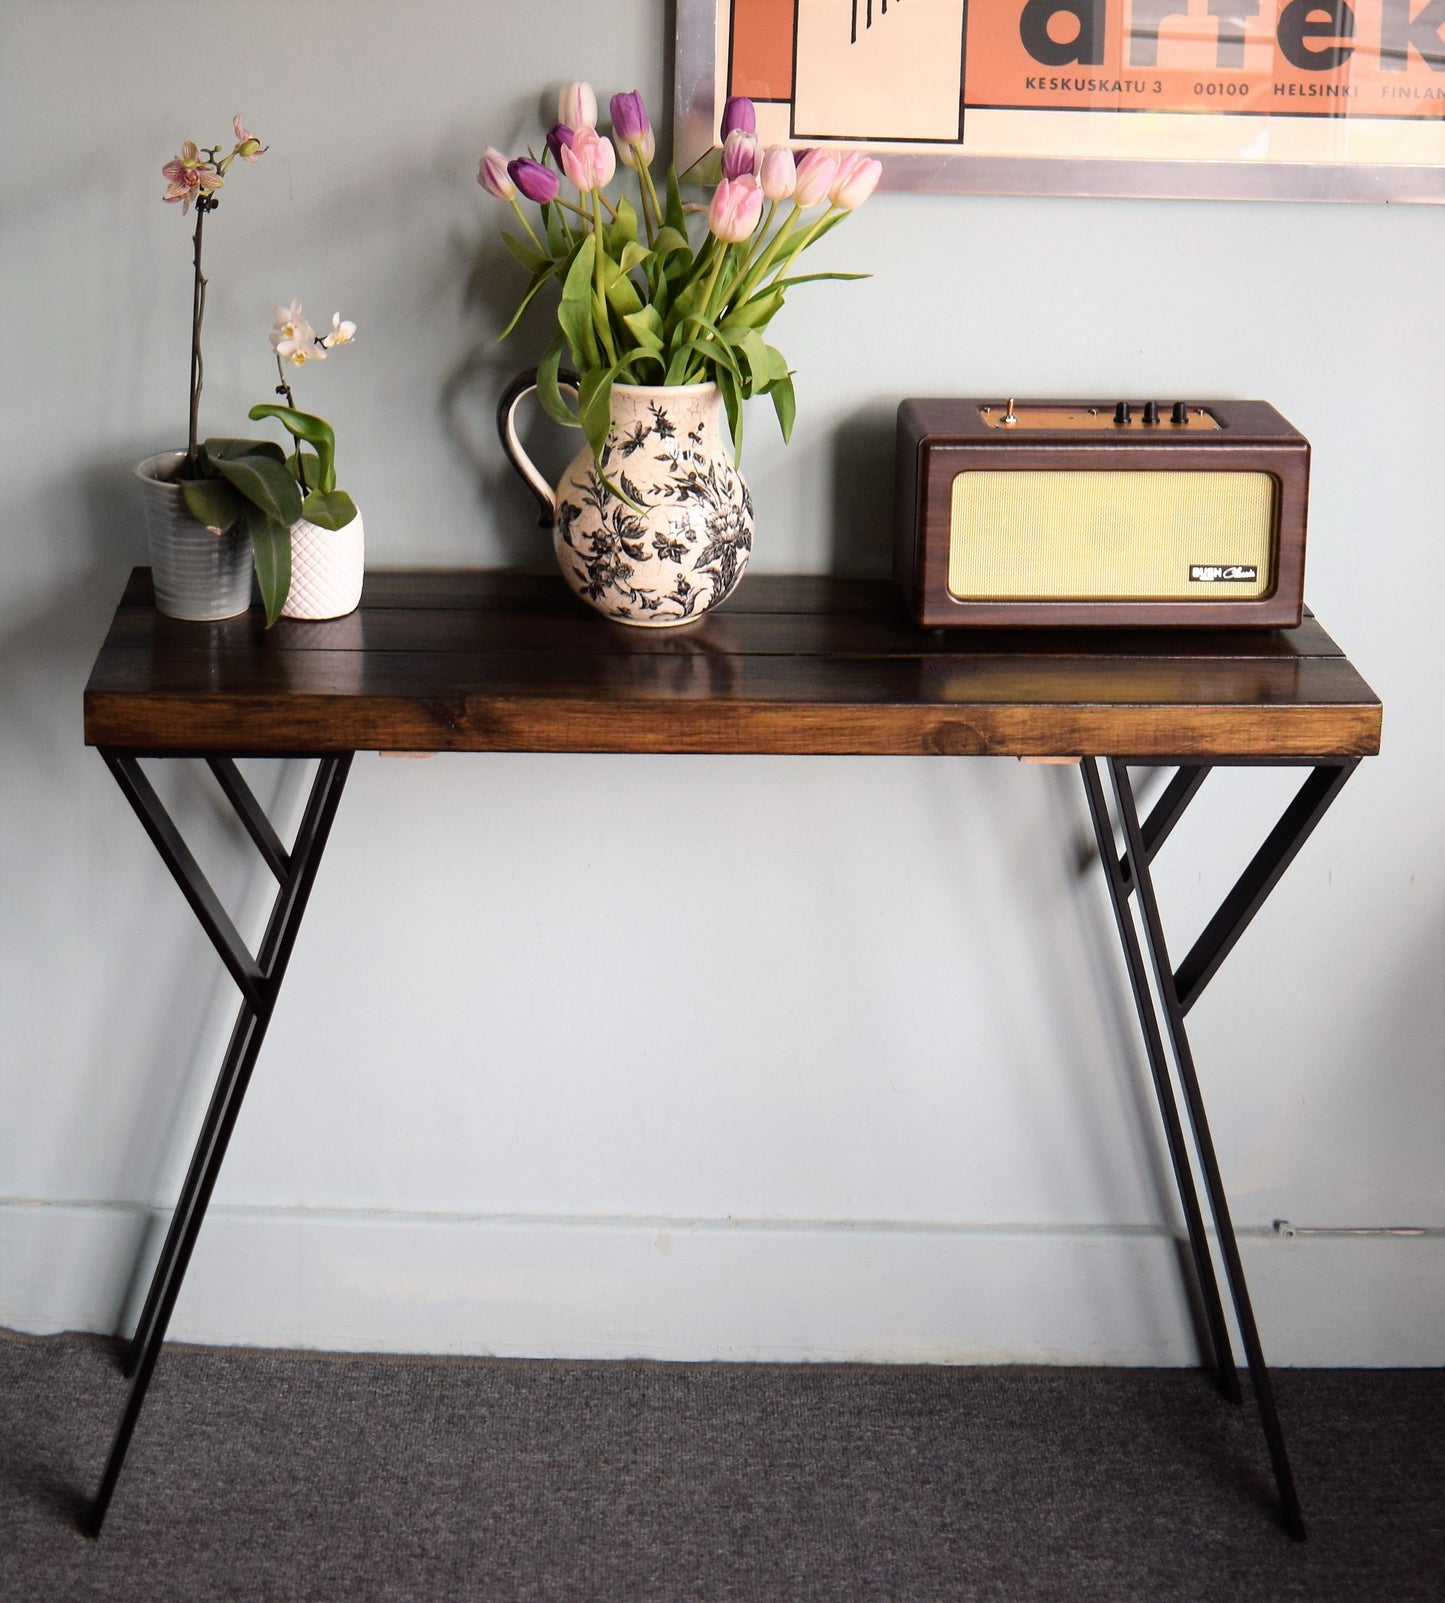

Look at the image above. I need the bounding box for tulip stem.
[508,195,545,254]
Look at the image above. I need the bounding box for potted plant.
[183,301,363,624]
[138,122,363,625]
[136,118,271,621]
[479,87,880,628]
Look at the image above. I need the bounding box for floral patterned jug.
[499,373,753,628]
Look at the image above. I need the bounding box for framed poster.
[675,1,1445,201]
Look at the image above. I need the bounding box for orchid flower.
[322,312,357,348]
[162,141,224,212]
[271,301,325,364]
[232,116,267,162]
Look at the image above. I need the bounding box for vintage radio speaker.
[894,399,1309,628]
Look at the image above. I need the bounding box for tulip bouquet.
[478,85,881,471]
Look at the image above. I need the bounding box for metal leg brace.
[85,751,353,1537]
[1080,754,1358,1542]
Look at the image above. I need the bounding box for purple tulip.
[721,95,756,139]
[720,129,760,182]
[610,90,655,169]
[546,123,575,166]
[508,156,560,205]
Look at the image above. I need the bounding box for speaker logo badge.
[1190,564,1259,583]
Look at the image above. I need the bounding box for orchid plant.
[180,301,360,627]
[161,117,267,476]
[478,87,880,472]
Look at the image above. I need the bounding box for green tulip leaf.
[770,372,797,444]
[500,230,552,275]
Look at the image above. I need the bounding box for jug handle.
[497,367,580,528]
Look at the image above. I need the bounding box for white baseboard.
[2,1201,1440,1365]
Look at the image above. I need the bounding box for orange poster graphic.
[726,0,1445,123]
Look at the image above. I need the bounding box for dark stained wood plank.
[86,569,1382,759]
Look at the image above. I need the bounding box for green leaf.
[180,476,242,534]
[720,288,786,334]
[739,330,790,393]
[622,304,664,359]
[664,166,687,235]
[202,437,287,466]
[607,195,637,254]
[618,240,651,277]
[299,488,358,531]
[578,366,614,467]
[245,510,292,628]
[498,266,556,342]
[212,450,303,529]
[770,371,797,444]
[717,364,743,466]
[769,270,870,290]
[500,229,551,275]
[558,235,600,368]
[248,404,338,494]
[537,334,582,428]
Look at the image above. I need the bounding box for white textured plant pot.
[283,510,365,620]
[135,451,252,621]
[501,381,752,628]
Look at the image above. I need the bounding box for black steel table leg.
[1080,758,1240,1404]
[1085,754,1357,1542]
[85,752,353,1537]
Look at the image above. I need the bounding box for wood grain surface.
[84,570,1383,759]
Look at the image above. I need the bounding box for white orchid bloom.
[321,312,357,348]
[271,300,327,365]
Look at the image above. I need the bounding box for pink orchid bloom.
[707,174,763,244]
[829,150,883,210]
[232,115,267,162]
[792,148,841,208]
[561,126,616,192]
[162,142,223,212]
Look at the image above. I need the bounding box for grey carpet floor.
[1,1331,1441,1603]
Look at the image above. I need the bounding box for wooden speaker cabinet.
[894,399,1309,628]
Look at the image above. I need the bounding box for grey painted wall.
[1,0,1440,1363]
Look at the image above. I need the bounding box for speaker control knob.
[1114,401,1131,425]
[1171,401,1190,425]
[1143,401,1160,426]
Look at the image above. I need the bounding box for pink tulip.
[558,81,598,130]
[758,145,796,202]
[830,150,883,210]
[561,126,616,191]
[477,147,515,200]
[792,148,841,207]
[707,174,764,244]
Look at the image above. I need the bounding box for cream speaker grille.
[948,470,1276,602]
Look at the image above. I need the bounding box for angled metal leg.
[1080,759,1240,1405]
[85,751,353,1537]
[1084,754,1358,1542]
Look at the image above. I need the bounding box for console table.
[81,568,1382,1540]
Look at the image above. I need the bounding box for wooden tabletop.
[83,569,1382,760]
